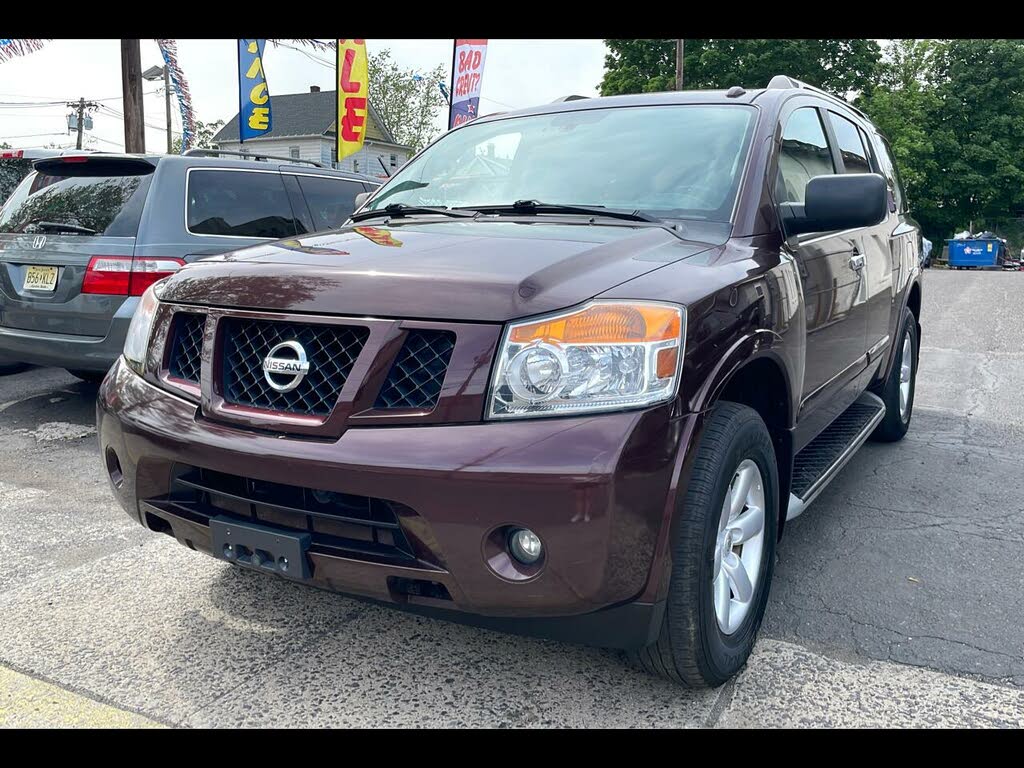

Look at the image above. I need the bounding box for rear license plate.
[209,516,311,580]
[23,265,58,292]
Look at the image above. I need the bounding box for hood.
[160,219,726,322]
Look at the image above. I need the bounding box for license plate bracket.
[23,265,58,292]
[210,516,311,580]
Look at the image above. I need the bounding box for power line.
[1,131,67,140]
[96,103,182,136]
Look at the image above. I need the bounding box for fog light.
[508,528,543,565]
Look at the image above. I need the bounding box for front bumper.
[98,358,701,648]
[0,297,136,373]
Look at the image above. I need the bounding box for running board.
[786,391,886,521]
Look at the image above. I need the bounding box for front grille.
[167,313,205,385]
[158,465,420,564]
[375,330,455,410]
[221,318,369,416]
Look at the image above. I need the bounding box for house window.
[289,146,300,159]
[390,154,397,168]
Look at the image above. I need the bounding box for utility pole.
[143,64,173,153]
[163,67,172,154]
[675,39,684,90]
[67,97,97,150]
[120,39,146,153]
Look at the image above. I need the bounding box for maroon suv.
[97,76,922,687]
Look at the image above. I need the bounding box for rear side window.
[0,171,153,236]
[776,108,834,204]
[827,113,872,174]
[187,170,300,239]
[874,134,907,213]
[296,176,365,232]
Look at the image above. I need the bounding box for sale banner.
[449,39,488,129]
[238,39,272,141]
[337,39,369,162]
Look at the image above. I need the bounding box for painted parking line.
[0,665,164,729]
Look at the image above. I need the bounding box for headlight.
[122,280,164,374]
[487,301,685,419]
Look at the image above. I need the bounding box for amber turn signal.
[509,303,682,345]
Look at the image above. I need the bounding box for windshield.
[0,170,153,236]
[367,105,757,222]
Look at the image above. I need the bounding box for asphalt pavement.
[1,269,1022,727]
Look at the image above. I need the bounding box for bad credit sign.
[449,39,488,129]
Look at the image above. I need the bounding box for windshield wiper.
[463,199,663,223]
[350,203,477,222]
[23,221,97,235]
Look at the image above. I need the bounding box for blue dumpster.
[947,238,1003,269]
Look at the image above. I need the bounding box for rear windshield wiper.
[350,203,477,222]
[462,199,662,223]
[24,221,97,235]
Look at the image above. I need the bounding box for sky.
[0,39,609,152]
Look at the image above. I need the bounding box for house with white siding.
[212,86,412,177]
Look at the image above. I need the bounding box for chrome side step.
[786,391,886,521]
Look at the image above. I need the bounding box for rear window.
[0,171,153,237]
[187,169,301,239]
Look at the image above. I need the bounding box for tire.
[631,402,778,687]
[66,369,106,384]
[870,309,918,443]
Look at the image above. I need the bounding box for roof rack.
[183,148,326,168]
[766,75,868,120]
[551,95,589,103]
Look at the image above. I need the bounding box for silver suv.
[0,151,379,380]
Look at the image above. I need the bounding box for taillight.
[1,149,24,159]
[82,256,185,296]
[128,258,186,295]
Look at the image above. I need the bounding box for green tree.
[368,50,448,154]
[172,119,224,154]
[860,39,1024,249]
[600,39,881,96]
[0,142,33,205]
[858,41,952,239]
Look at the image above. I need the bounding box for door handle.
[849,254,865,271]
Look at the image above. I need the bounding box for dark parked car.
[97,76,922,687]
[0,150,378,380]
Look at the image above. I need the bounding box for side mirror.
[780,173,888,236]
[354,191,370,210]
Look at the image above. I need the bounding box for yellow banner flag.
[336,39,368,162]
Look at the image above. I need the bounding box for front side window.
[187,170,300,239]
[828,112,871,174]
[297,176,363,232]
[776,107,835,204]
[367,105,758,222]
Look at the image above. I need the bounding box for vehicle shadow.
[199,561,717,727]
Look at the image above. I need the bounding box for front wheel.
[631,402,778,687]
[870,309,918,442]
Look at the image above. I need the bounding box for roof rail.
[183,148,326,168]
[551,94,588,103]
[766,75,868,120]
